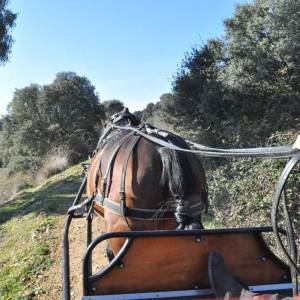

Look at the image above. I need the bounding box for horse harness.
[91,123,177,223]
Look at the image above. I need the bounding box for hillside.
[0,163,107,300]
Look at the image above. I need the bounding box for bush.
[0,170,33,203]
[36,147,70,182]
[207,131,300,228]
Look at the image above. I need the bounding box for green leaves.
[160,0,300,148]
[0,72,104,172]
[0,0,17,64]
[102,99,124,118]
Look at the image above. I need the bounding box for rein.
[110,124,300,159]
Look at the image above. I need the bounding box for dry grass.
[0,170,33,204]
[0,147,71,204]
[36,147,70,182]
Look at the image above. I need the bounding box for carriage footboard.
[81,227,295,299]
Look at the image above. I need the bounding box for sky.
[0,0,242,115]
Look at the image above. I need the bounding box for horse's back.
[87,126,208,240]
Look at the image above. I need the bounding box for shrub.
[36,147,70,182]
[208,131,300,228]
[0,170,33,203]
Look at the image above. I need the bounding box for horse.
[86,108,208,257]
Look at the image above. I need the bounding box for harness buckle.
[119,192,127,217]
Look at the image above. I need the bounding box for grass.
[0,214,53,299]
[0,163,84,299]
[0,164,84,224]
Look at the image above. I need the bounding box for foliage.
[161,0,300,147]
[222,0,300,143]
[0,0,17,64]
[206,131,300,264]
[166,39,227,145]
[0,72,104,172]
[134,94,175,131]
[102,99,124,118]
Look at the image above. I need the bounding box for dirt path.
[40,215,108,300]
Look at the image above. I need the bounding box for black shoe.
[208,251,248,298]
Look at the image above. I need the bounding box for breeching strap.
[119,134,141,221]
[95,131,134,203]
[94,131,178,221]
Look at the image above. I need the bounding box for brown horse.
[86,108,208,257]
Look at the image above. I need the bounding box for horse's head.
[105,107,140,128]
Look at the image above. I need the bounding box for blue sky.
[0,0,242,115]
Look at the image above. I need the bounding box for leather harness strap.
[119,134,141,219]
[95,131,133,203]
[94,194,175,220]
[93,129,179,221]
[111,124,299,159]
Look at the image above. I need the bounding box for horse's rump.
[87,123,207,237]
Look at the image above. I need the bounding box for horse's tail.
[159,147,185,201]
[158,146,207,228]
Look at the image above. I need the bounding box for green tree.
[164,0,300,147]
[0,0,17,64]
[102,99,124,118]
[1,85,43,170]
[0,72,104,172]
[141,102,155,121]
[222,0,300,143]
[163,39,227,145]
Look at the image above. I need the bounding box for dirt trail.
[40,215,108,300]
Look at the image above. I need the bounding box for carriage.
[63,109,300,299]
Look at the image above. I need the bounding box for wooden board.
[87,232,290,295]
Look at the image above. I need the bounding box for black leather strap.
[94,131,134,202]
[94,194,175,220]
[119,134,141,217]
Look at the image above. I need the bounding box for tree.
[164,0,300,146]
[102,99,124,118]
[224,0,300,94]
[163,39,227,145]
[0,72,104,172]
[223,0,300,139]
[0,0,17,64]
